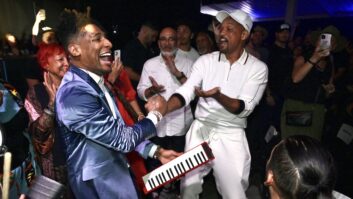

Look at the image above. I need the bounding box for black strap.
[105,81,139,123]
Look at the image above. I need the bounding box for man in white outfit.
[176,22,200,62]
[137,27,193,152]
[137,27,194,197]
[166,10,268,198]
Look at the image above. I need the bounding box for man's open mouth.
[99,52,112,61]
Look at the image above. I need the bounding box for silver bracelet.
[44,108,54,116]
[153,145,162,160]
[150,110,163,122]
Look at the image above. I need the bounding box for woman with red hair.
[24,43,73,198]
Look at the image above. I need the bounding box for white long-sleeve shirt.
[137,51,194,137]
[176,50,268,129]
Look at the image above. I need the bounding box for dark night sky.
[88,0,211,48]
[2,0,351,48]
[0,0,213,49]
[41,0,212,48]
[36,0,352,47]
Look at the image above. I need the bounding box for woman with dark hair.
[281,26,348,141]
[265,135,336,199]
[24,43,73,198]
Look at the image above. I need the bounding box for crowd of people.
[0,5,352,199]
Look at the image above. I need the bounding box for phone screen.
[114,50,121,60]
[320,33,332,50]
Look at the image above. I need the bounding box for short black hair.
[141,21,159,32]
[175,20,195,33]
[56,9,93,49]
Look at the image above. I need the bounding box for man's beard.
[161,48,177,57]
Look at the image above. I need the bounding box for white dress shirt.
[137,51,194,137]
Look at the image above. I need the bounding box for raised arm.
[32,9,46,46]
[292,45,330,83]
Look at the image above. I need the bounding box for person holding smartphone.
[282,26,339,141]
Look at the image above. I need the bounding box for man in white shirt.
[176,22,200,62]
[137,27,193,153]
[137,27,194,197]
[166,10,268,199]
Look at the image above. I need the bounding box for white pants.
[181,119,251,199]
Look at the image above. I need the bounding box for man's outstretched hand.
[145,95,167,116]
[195,87,221,98]
[158,148,183,164]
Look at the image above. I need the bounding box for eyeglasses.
[159,37,176,42]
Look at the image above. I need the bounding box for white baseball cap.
[216,9,253,32]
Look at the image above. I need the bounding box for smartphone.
[319,33,331,50]
[114,49,121,60]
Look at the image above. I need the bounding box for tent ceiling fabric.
[200,0,353,21]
